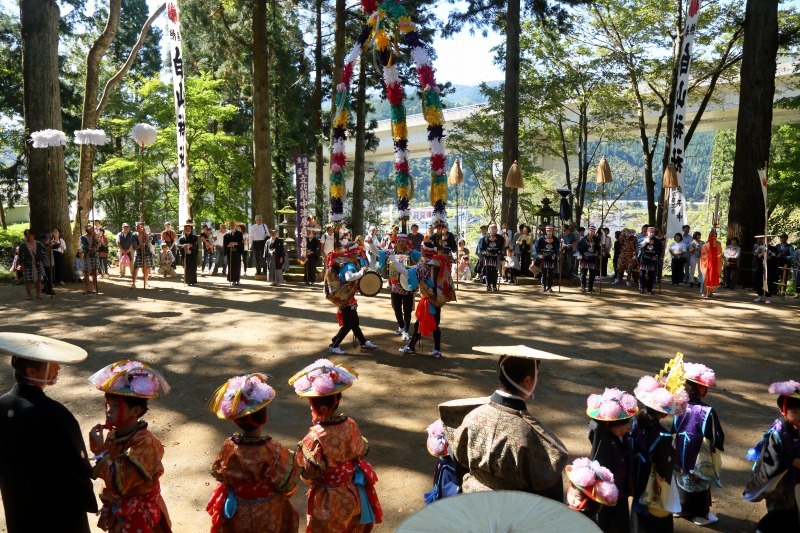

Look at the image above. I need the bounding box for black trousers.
[252,240,266,274]
[601,255,610,277]
[53,253,64,283]
[184,253,198,285]
[304,257,318,283]
[639,267,656,293]
[474,256,483,278]
[541,267,555,289]
[409,305,441,351]
[580,268,598,290]
[332,305,366,346]
[724,266,737,288]
[485,265,499,289]
[391,291,414,331]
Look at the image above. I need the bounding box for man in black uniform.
[177,218,199,286]
[432,221,458,259]
[638,226,663,295]
[534,225,560,292]
[480,222,504,292]
[0,332,97,532]
[305,228,320,284]
[577,225,601,293]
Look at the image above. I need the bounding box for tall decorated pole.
[166,0,190,224]
[666,0,701,236]
[74,129,109,293]
[758,165,769,301]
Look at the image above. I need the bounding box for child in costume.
[88,360,172,533]
[423,420,459,504]
[674,363,725,526]
[565,457,620,523]
[586,387,638,532]
[743,380,800,532]
[206,373,300,533]
[289,359,382,532]
[631,354,689,532]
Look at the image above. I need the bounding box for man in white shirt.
[681,224,692,283]
[320,224,336,257]
[364,226,381,270]
[249,215,269,276]
[212,223,228,276]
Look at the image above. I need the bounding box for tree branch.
[95,2,166,117]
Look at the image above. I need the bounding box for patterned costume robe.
[631,414,675,533]
[93,421,171,533]
[616,231,638,280]
[451,393,568,500]
[674,401,724,518]
[589,420,634,533]
[296,415,382,532]
[208,435,300,533]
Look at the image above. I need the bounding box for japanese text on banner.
[295,154,309,262]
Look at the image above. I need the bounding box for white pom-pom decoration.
[331,213,345,222]
[74,129,109,146]
[429,138,446,156]
[383,65,400,86]
[411,47,431,69]
[131,124,158,148]
[30,129,67,148]
[345,43,362,65]
[332,139,346,154]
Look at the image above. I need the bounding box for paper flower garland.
[30,129,67,148]
[74,129,109,146]
[328,0,447,224]
[131,123,158,148]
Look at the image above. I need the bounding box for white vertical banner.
[167,0,190,223]
[666,0,700,236]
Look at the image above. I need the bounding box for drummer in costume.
[744,380,800,532]
[577,225,601,293]
[534,226,560,292]
[324,242,378,355]
[0,333,98,532]
[392,240,456,358]
[631,354,689,532]
[206,373,300,532]
[130,221,155,289]
[88,360,172,532]
[674,363,724,526]
[586,387,638,532]
[565,457,620,524]
[479,223,504,292]
[289,359,382,532]
[177,219,199,286]
[638,227,662,295]
[388,234,421,342]
[446,346,570,499]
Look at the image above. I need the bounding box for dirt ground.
[0,271,797,533]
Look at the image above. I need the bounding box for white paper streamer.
[383,65,400,86]
[429,138,445,156]
[332,139,346,154]
[30,129,67,148]
[410,47,430,69]
[345,43,362,65]
[131,123,158,147]
[74,129,108,146]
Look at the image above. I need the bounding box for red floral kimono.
[296,415,382,533]
[207,434,300,533]
[93,421,171,533]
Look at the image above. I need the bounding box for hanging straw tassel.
[505,160,523,189]
[408,174,414,199]
[662,163,679,189]
[596,157,613,184]
[448,159,464,185]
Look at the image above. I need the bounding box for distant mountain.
[367,82,498,122]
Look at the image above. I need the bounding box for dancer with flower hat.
[324,242,378,355]
[206,373,300,533]
[87,361,172,532]
[586,387,638,532]
[631,353,689,532]
[565,457,620,523]
[423,420,459,505]
[388,233,420,342]
[674,362,725,526]
[289,359,382,532]
[743,380,800,532]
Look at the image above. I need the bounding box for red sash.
[415,297,436,337]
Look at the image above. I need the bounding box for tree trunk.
[0,192,6,230]
[313,0,324,223]
[71,0,122,246]
[727,0,778,286]
[252,0,274,227]
[20,0,73,259]
[352,52,367,234]
[500,0,520,228]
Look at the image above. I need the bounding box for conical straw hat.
[505,160,523,189]
[596,157,613,184]
[448,159,464,185]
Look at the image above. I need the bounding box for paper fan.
[0,332,87,364]
[396,491,601,532]
[131,123,158,147]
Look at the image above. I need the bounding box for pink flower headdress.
[89,360,170,399]
[684,363,716,388]
[209,373,276,420]
[586,388,638,421]
[288,359,358,398]
[566,457,619,506]
[426,420,449,457]
[768,380,800,399]
[634,353,689,415]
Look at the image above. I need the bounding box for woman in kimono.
[131,222,155,289]
[289,359,382,532]
[674,363,724,526]
[224,224,245,286]
[744,380,800,532]
[18,229,46,299]
[88,361,171,533]
[177,219,199,286]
